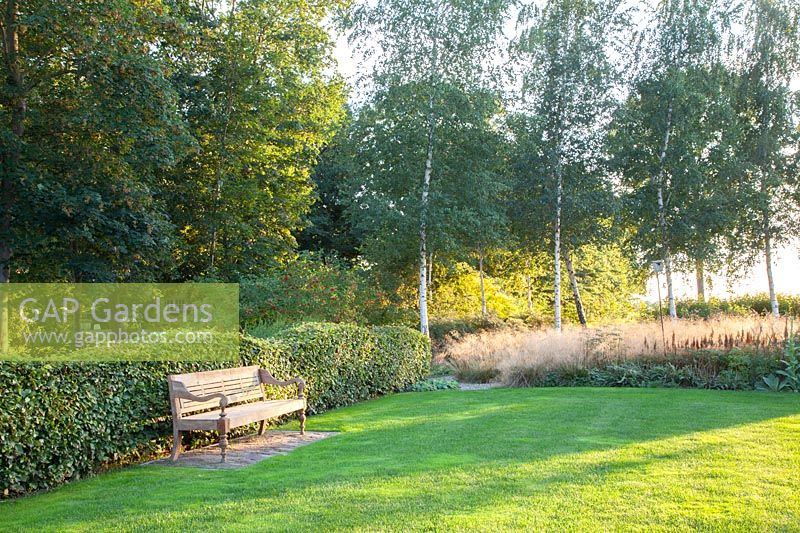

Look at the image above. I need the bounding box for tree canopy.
[2,0,799,332]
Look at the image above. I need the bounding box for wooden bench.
[167,366,306,462]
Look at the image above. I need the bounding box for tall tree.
[512,0,625,331]
[679,66,741,302]
[1,0,192,283]
[165,0,346,280]
[448,102,510,319]
[608,0,735,319]
[341,83,509,323]
[348,0,511,335]
[728,0,800,317]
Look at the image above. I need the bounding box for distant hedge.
[654,294,800,319]
[0,324,429,498]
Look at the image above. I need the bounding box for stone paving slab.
[145,430,337,470]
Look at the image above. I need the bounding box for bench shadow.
[3,388,800,530]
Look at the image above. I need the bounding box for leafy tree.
[446,103,510,319]
[165,0,346,280]
[0,0,198,350]
[675,67,741,302]
[340,82,509,318]
[511,0,626,330]
[0,1,193,284]
[607,0,735,318]
[347,0,511,335]
[726,0,800,317]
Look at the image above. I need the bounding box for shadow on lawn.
[3,388,800,530]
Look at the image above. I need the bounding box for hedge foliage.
[656,294,800,319]
[1,323,429,498]
[241,323,430,413]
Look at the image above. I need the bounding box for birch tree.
[450,104,510,319]
[341,83,509,325]
[512,0,625,331]
[727,0,800,317]
[608,0,734,319]
[348,0,510,335]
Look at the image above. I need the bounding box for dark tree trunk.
[562,247,587,328]
[526,273,532,313]
[1,0,25,351]
[478,247,487,318]
[427,251,433,308]
[695,260,705,302]
[1,0,23,283]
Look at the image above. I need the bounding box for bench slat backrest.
[168,366,264,416]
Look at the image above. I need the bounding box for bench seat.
[176,399,306,431]
[167,366,306,462]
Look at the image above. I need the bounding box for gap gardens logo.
[0,284,239,362]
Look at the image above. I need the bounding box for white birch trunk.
[417,26,441,337]
[655,102,677,320]
[418,97,435,336]
[418,152,432,336]
[763,211,779,318]
[554,161,563,332]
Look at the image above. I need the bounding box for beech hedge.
[0,323,429,497]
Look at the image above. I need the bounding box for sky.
[329,7,800,302]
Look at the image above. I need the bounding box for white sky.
[645,246,800,303]
[329,8,800,301]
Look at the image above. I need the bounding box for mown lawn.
[2,388,800,532]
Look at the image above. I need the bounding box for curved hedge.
[0,323,429,498]
[241,323,431,413]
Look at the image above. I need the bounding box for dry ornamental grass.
[438,315,793,386]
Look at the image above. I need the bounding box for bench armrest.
[259,369,305,399]
[170,382,230,414]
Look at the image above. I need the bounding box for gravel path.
[459,382,502,391]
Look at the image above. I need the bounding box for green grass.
[2,388,800,531]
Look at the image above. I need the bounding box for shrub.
[663,294,800,319]
[758,329,800,392]
[502,350,782,390]
[1,324,429,498]
[0,361,223,498]
[238,255,413,328]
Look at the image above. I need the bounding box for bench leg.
[220,432,228,463]
[217,414,230,463]
[299,408,306,436]
[258,420,267,436]
[170,429,182,461]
